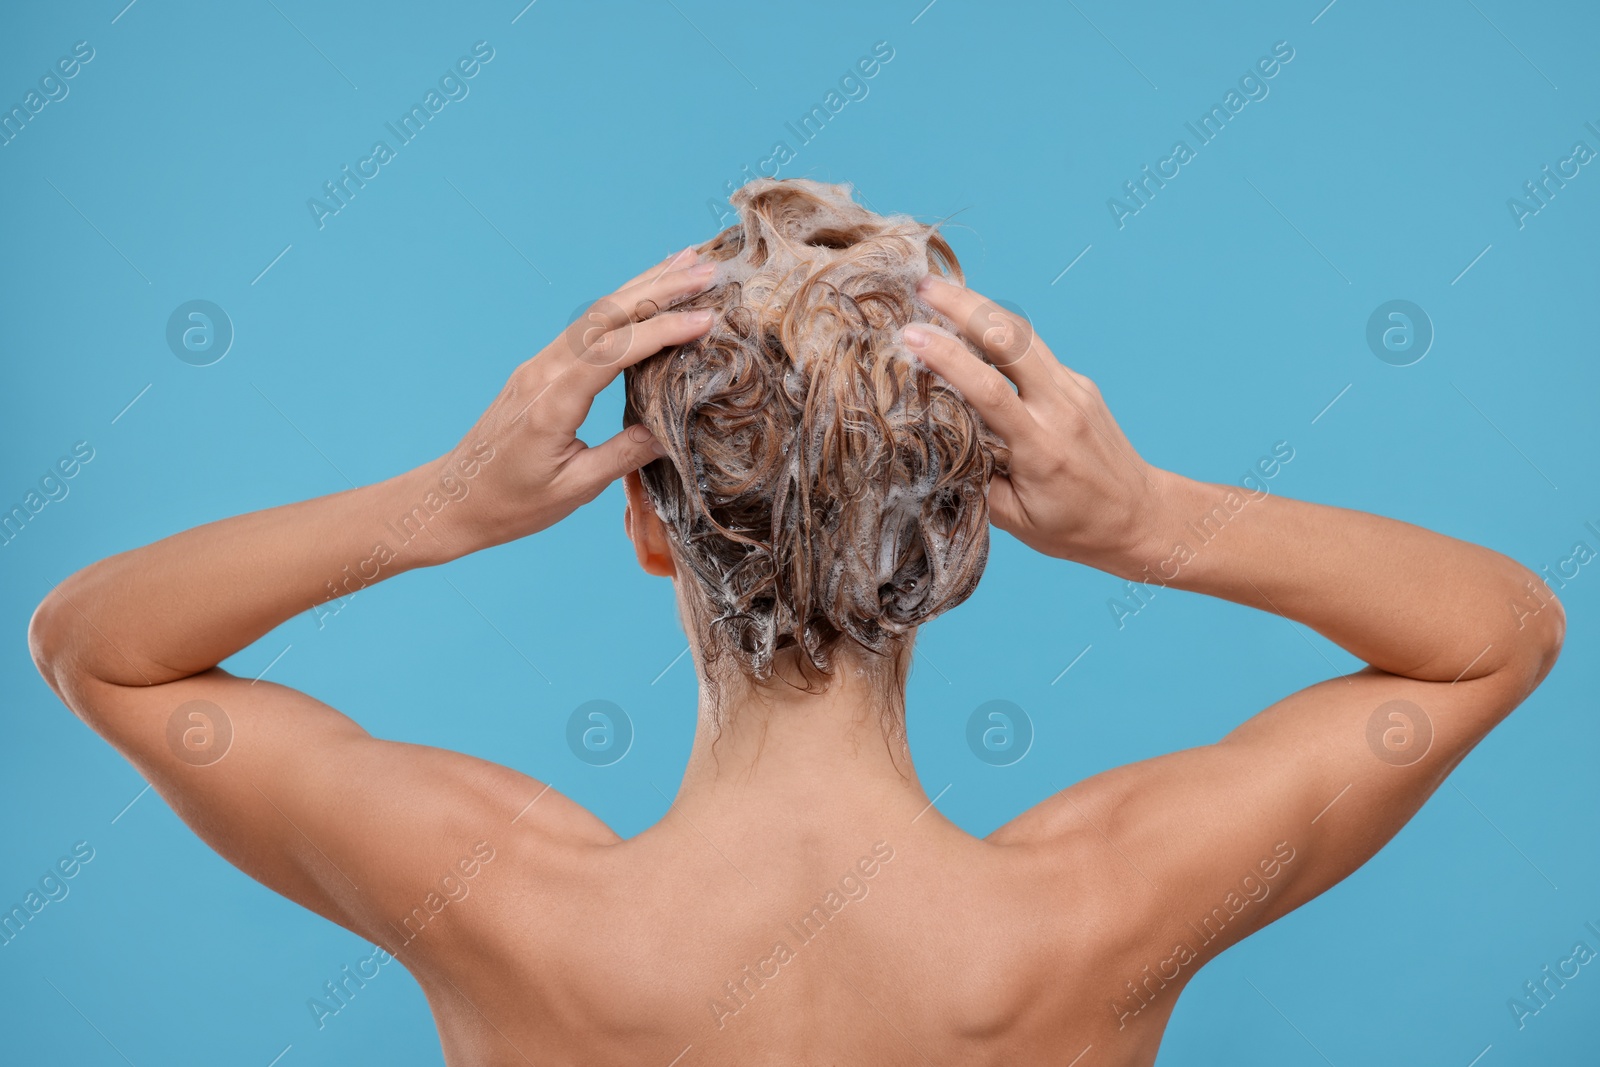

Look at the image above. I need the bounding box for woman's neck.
[670,651,936,829]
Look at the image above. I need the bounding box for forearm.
[31,455,476,691]
[1120,471,1564,685]
[28,250,703,699]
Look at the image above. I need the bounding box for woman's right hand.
[903,273,1172,577]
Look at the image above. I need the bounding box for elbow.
[28,575,99,699]
[1532,587,1565,683]
[28,588,71,696]
[1506,567,1565,695]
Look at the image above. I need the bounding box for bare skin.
[29,250,1565,1066]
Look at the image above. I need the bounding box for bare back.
[49,658,1529,1066]
[380,773,1171,1066]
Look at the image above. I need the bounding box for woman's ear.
[622,470,677,578]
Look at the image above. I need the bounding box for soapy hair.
[623,177,1011,686]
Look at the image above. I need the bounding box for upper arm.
[1000,653,1558,975]
[43,664,594,956]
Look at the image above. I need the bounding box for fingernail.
[689,309,714,325]
[916,274,939,292]
[651,439,670,458]
[670,246,697,266]
[903,325,928,347]
[691,261,717,278]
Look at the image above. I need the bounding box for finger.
[985,473,1024,534]
[614,256,719,319]
[565,423,669,501]
[913,274,1061,396]
[900,323,1037,445]
[542,309,716,434]
[561,259,718,362]
[618,246,699,291]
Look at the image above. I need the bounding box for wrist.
[367,458,491,570]
[1094,468,1204,582]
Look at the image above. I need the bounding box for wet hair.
[623,177,1011,689]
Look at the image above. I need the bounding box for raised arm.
[27,248,719,951]
[905,275,1564,991]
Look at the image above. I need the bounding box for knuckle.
[989,324,1024,360]
[576,299,627,339]
[509,361,543,395]
[981,372,1017,410]
[966,300,1034,361]
[584,328,633,367]
[564,308,605,358]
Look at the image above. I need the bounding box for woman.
[29,179,1564,1065]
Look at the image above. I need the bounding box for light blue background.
[3,1,1596,1063]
